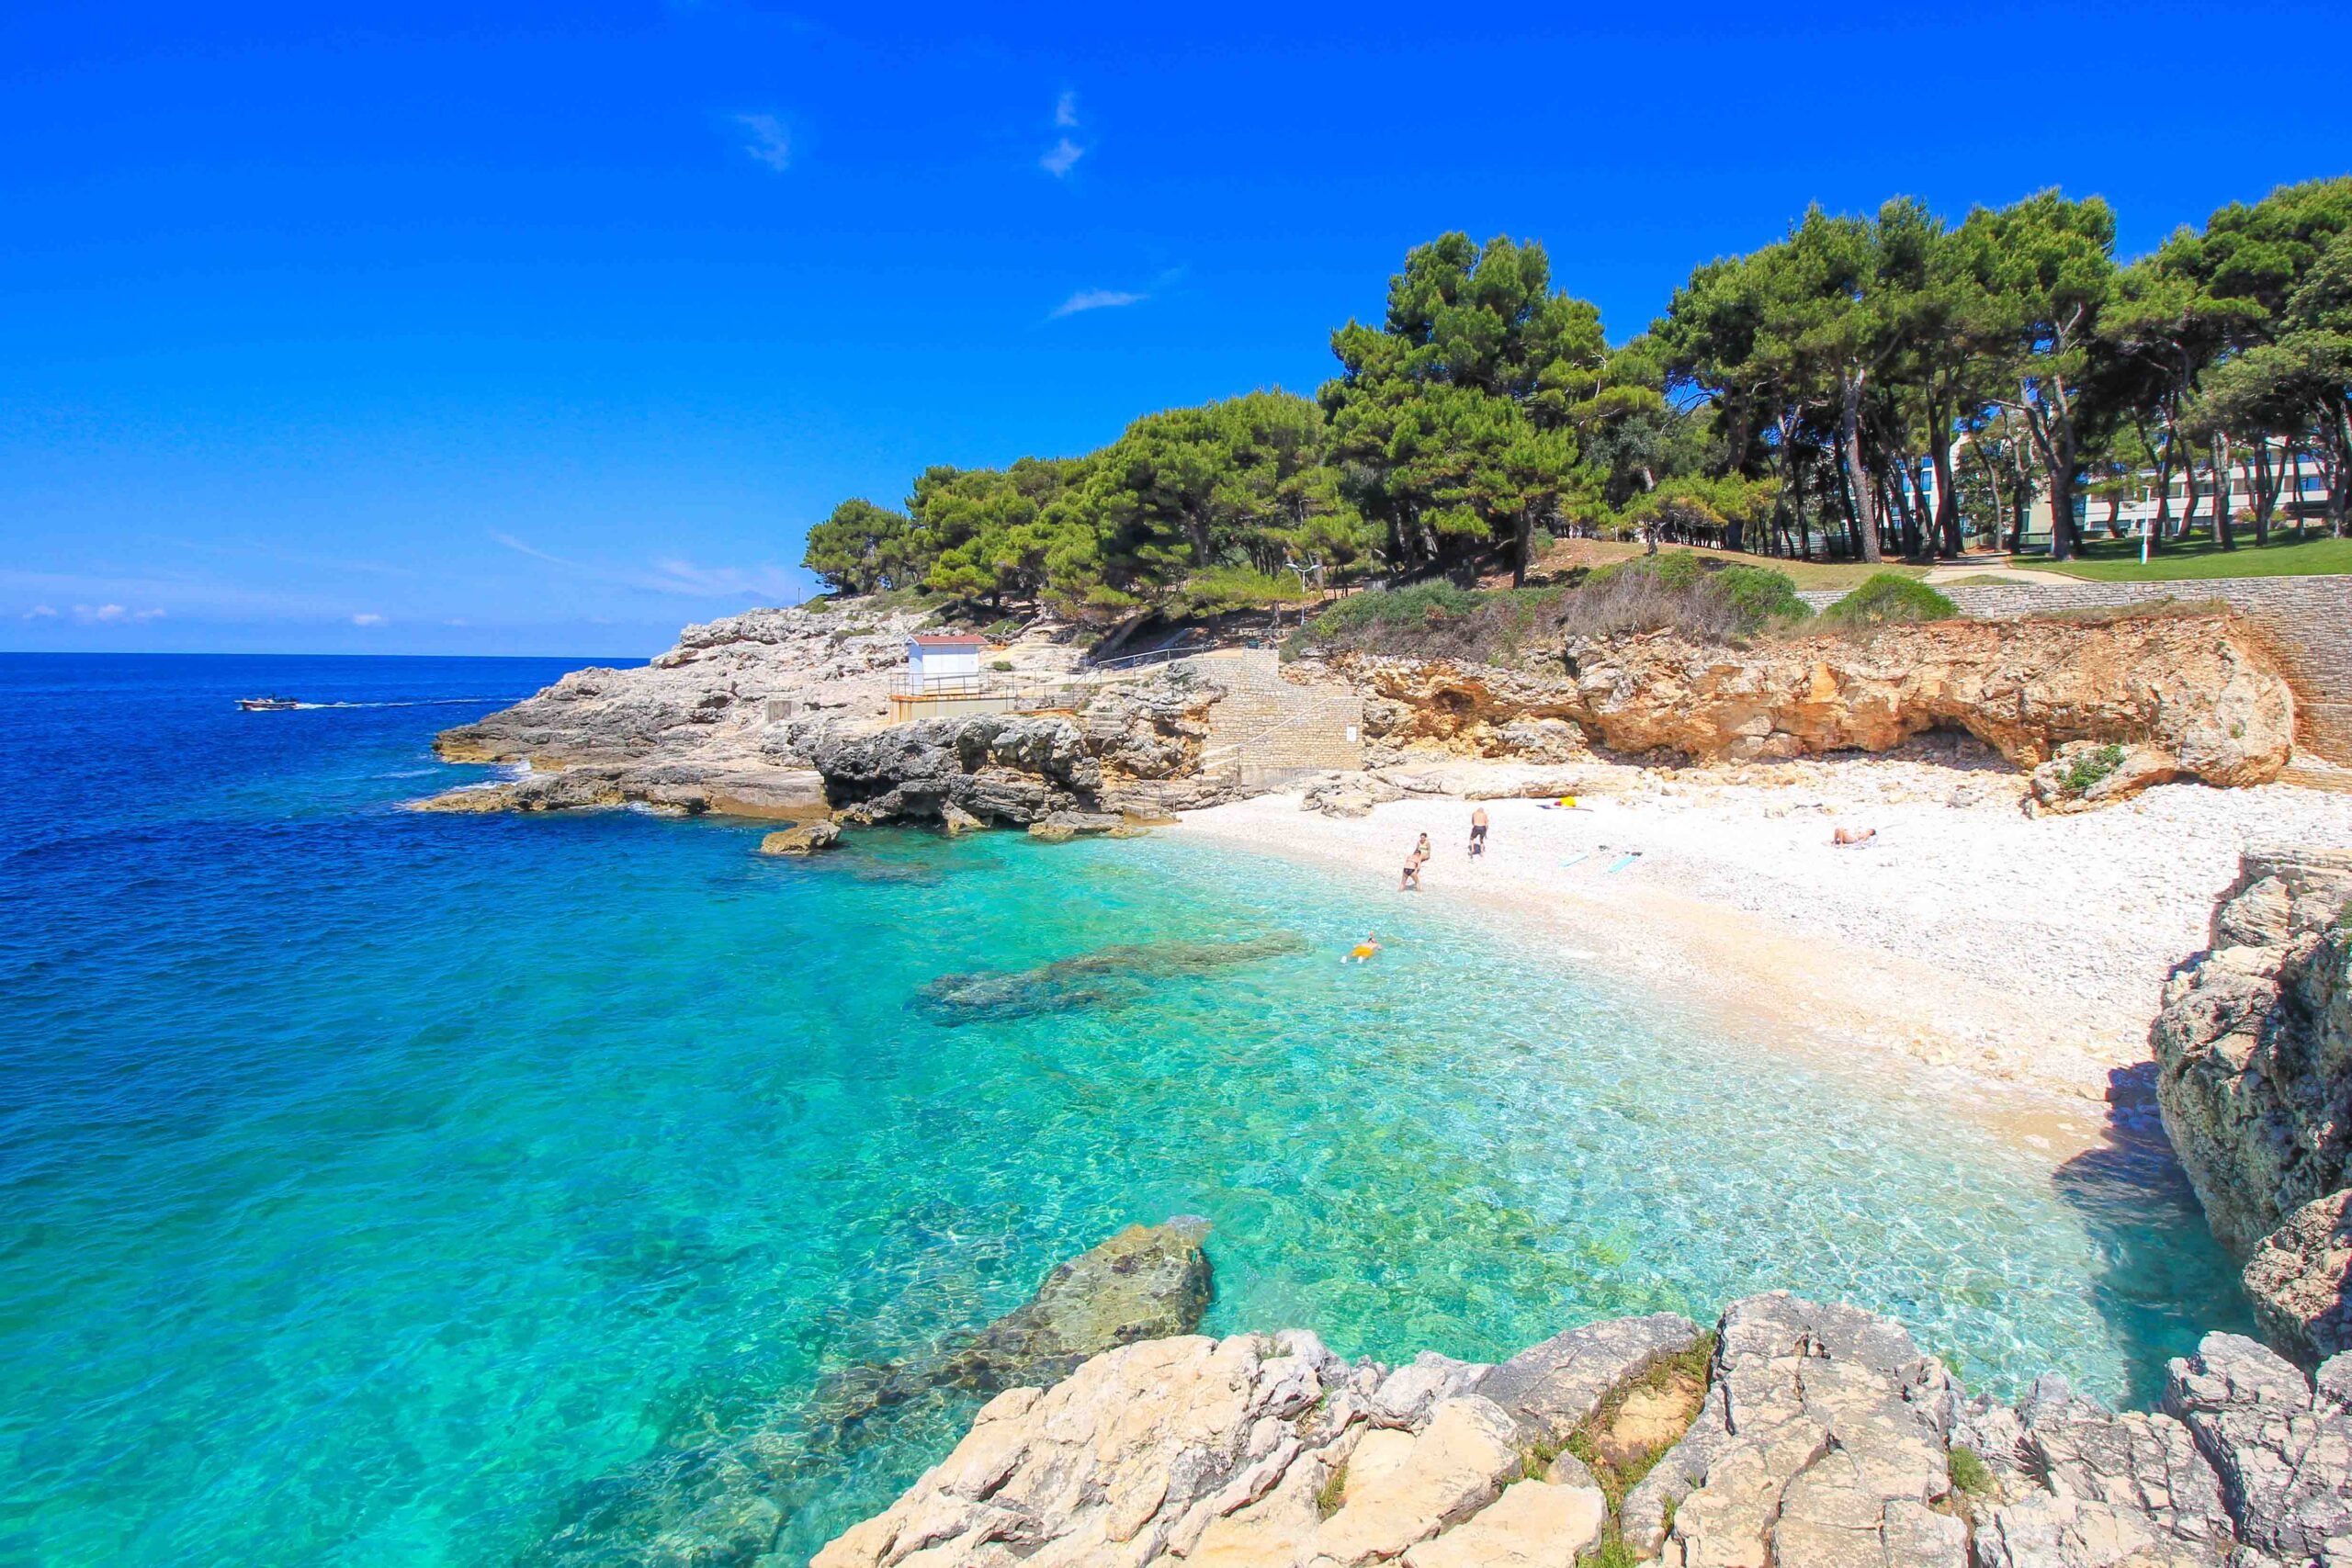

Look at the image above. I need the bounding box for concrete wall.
[1794,574,2352,763]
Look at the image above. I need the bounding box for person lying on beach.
[1535,795,1586,810]
[1832,826,1877,847]
[1468,807,1488,858]
[1343,931,1381,964]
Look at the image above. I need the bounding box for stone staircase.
[1184,649,1363,789]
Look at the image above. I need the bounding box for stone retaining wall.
[1185,649,1363,788]
[1796,574,2352,762]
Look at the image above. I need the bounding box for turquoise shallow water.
[0,654,2249,1567]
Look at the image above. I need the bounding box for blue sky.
[6,1,2347,657]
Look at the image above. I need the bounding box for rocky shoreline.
[810,1290,2349,1568]
[417,604,2298,829]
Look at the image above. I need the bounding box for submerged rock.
[530,1220,1215,1568]
[914,933,1310,1024]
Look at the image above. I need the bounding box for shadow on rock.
[524,1219,1212,1568]
[2048,1063,2259,1405]
[913,933,1309,1025]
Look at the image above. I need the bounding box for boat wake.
[279,698,507,709]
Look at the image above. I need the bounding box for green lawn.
[2012,529,2352,581]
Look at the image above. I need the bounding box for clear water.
[0,654,2250,1567]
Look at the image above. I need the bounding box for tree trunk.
[2181,457,2204,547]
[1839,374,1883,562]
[2212,434,2237,551]
[2250,440,2278,543]
[1931,437,1962,558]
[1792,447,1813,561]
[2044,418,2079,563]
[1512,509,1533,588]
[1892,462,1923,560]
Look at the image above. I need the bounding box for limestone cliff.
[2154,847,2352,1365]
[813,1292,2352,1568]
[1346,611,2294,795]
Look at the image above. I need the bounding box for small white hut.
[903,634,985,692]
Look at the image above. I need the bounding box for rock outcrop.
[759,821,841,856]
[2154,847,2352,1365]
[1346,612,2294,794]
[535,1221,1213,1567]
[813,1288,2352,1568]
[424,604,926,815]
[2162,1333,2352,1567]
[421,598,1240,825]
[2245,1192,2352,1368]
[815,1293,2352,1568]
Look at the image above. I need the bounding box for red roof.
[909,635,985,647]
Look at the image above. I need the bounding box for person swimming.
[1343,931,1381,964]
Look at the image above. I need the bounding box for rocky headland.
[2156,847,2352,1366]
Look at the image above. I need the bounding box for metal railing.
[888,672,998,697]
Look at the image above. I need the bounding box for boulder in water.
[758,821,841,856]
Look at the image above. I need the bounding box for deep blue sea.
[0,653,2250,1566]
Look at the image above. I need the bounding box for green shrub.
[1578,1538,1641,1568]
[1822,573,1958,626]
[1314,1461,1348,1518]
[2056,743,2126,795]
[990,659,1014,672]
[1588,552,1706,592]
[1949,1444,1995,1497]
[1715,564,1811,628]
[984,617,1023,638]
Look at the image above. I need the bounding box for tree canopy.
[802,177,2352,610]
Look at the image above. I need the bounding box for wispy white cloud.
[72,604,166,624]
[731,112,792,172]
[23,604,56,619]
[351,613,387,627]
[1041,91,1088,177]
[492,533,802,601]
[1051,288,1147,318]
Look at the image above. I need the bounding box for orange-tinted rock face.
[1346,613,2296,787]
